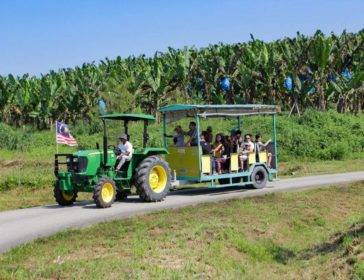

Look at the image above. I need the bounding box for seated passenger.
[255,134,273,168]
[184,121,198,146]
[211,133,224,174]
[205,126,213,144]
[115,134,133,171]
[164,125,184,147]
[238,134,254,171]
[200,131,211,154]
[219,135,234,172]
[234,130,243,152]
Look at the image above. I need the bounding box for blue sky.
[0,0,363,76]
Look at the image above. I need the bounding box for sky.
[0,0,363,76]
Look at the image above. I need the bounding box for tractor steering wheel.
[108,145,121,156]
[107,144,116,150]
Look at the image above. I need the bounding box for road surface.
[1,171,364,253]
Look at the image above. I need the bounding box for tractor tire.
[53,180,77,206]
[134,156,171,202]
[250,166,268,189]
[115,190,129,201]
[93,177,116,208]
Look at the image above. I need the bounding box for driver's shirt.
[118,141,133,157]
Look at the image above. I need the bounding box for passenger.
[255,134,273,168]
[173,125,184,147]
[164,125,184,147]
[223,135,234,157]
[211,133,224,174]
[219,135,234,172]
[205,126,213,144]
[115,134,133,171]
[184,121,198,146]
[234,130,243,152]
[200,131,211,154]
[238,134,254,171]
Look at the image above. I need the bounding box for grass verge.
[0,182,364,279]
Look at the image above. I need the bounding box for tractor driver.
[115,134,133,171]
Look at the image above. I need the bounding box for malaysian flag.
[56,121,78,146]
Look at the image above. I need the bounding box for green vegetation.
[1,182,363,279]
[0,30,363,128]
[0,110,363,211]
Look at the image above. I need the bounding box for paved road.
[1,171,364,253]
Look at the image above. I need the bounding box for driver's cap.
[119,134,128,140]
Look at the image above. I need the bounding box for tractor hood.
[73,149,115,158]
[73,149,117,175]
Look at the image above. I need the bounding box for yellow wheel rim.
[149,165,167,193]
[101,182,114,203]
[61,191,74,201]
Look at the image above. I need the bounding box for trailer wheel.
[93,177,116,208]
[251,166,268,189]
[135,156,171,202]
[53,180,77,206]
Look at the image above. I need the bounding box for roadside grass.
[0,158,363,212]
[278,159,364,178]
[0,182,364,279]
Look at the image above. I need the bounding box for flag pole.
[56,121,59,154]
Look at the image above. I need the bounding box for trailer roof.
[101,113,155,121]
[159,104,280,122]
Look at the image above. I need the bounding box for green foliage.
[0,123,32,151]
[0,30,363,128]
[353,261,364,280]
[276,110,364,161]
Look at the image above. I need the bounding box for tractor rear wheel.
[93,177,116,208]
[135,156,171,202]
[53,180,77,206]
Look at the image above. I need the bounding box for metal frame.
[159,104,279,188]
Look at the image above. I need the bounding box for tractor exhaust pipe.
[102,119,108,166]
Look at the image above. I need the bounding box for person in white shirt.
[239,134,254,170]
[115,134,133,171]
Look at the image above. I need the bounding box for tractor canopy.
[158,104,281,122]
[101,113,155,121]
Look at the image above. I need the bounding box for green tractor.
[54,114,171,208]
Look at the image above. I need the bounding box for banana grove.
[0,30,363,128]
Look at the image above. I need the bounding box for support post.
[196,115,202,178]
[162,114,167,148]
[273,114,278,171]
[124,120,129,139]
[143,120,148,148]
[102,119,108,166]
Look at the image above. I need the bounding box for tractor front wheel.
[54,181,77,206]
[93,177,116,208]
[135,156,171,202]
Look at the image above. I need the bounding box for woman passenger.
[211,133,224,174]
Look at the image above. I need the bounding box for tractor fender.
[139,147,169,156]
